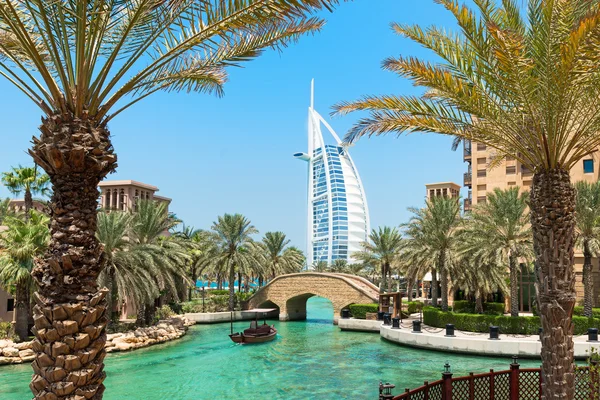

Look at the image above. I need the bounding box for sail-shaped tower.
[294,81,370,267]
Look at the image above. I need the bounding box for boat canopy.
[243,308,277,313]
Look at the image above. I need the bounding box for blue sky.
[0,1,466,251]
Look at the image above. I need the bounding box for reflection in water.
[0,297,540,399]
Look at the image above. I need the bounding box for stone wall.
[0,316,194,366]
[246,273,379,323]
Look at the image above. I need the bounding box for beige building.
[425,182,461,200]
[0,285,14,323]
[463,140,600,309]
[99,180,171,211]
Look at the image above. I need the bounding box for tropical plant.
[312,260,329,272]
[403,197,460,311]
[353,226,403,293]
[330,258,348,273]
[259,232,305,281]
[1,166,50,216]
[400,237,437,303]
[574,181,600,318]
[460,188,533,317]
[0,198,15,225]
[0,211,49,341]
[0,0,343,396]
[210,214,261,311]
[174,227,218,301]
[334,1,600,395]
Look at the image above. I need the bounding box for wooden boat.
[229,308,277,344]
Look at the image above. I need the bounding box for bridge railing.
[383,358,598,400]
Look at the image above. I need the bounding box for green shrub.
[0,320,12,340]
[453,300,475,314]
[451,301,504,315]
[424,307,600,335]
[349,303,379,319]
[407,301,424,314]
[483,302,505,316]
[210,289,229,296]
[155,305,175,322]
[574,306,600,319]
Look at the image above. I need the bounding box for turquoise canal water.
[0,297,540,399]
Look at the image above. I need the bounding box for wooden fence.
[387,360,598,400]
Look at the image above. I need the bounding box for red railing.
[389,361,597,400]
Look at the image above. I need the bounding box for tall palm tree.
[461,187,533,317]
[333,2,600,395]
[0,1,343,396]
[260,232,305,280]
[353,226,403,293]
[0,198,15,225]
[1,165,50,216]
[330,258,348,273]
[211,214,260,311]
[0,211,49,341]
[312,260,329,272]
[574,181,600,318]
[174,227,218,301]
[403,197,460,311]
[452,257,508,314]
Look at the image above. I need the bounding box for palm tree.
[461,188,533,317]
[312,260,329,272]
[0,198,15,225]
[574,181,600,318]
[259,232,305,281]
[0,1,342,396]
[403,197,460,311]
[0,211,49,341]
[174,227,218,301]
[452,257,508,314]
[1,166,50,217]
[333,2,600,394]
[330,259,348,273]
[211,214,260,311]
[353,226,403,293]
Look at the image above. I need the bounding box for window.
[477,170,487,177]
[477,143,487,151]
[508,182,516,186]
[477,196,487,204]
[7,298,14,312]
[477,157,487,165]
[477,185,486,191]
[506,166,516,174]
[584,159,594,174]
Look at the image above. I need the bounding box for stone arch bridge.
[244,273,379,323]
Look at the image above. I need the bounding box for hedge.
[407,301,424,314]
[452,300,505,316]
[423,307,600,335]
[574,306,600,319]
[349,303,378,319]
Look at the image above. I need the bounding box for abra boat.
[229,308,277,344]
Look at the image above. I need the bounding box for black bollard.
[489,326,500,340]
[383,313,392,325]
[445,324,455,337]
[413,320,422,333]
[377,311,385,321]
[588,328,599,342]
[392,317,400,329]
[538,327,542,342]
[341,309,350,319]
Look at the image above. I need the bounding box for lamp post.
[202,286,206,313]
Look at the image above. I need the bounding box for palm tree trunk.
[24,188,32,220]
[380,263,386,293]
[14,281,30,342]
[387,263,392,293]
[28,115,117,400]
[136,304,146,327]
[238,272,242,293]
[530,169,576,400]
[475,289,484,314]
[509,253,520,317]
[583,240,594,318]
[407,279,414,302]
[106,269,117,326]
[228,260,236,311]
[439,251,449,312]
[431,268,438,307]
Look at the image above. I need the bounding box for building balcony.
[463,172,472,187]
[463,140,472,161]
[464,198,472,212]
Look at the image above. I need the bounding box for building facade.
[295,81,370,267]
[425,182,461,200]
[462,140,600,309]
[99,180,171,212]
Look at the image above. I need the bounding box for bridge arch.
[245,273,379,324]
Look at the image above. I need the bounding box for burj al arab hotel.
[294,81,370,267]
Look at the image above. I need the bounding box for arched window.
[112,189,118,208]
[119,189,125,210]
[105,191,111,208]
